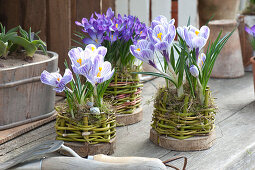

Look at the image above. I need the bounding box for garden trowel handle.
[91,154,162,164]
[59,144,81,158]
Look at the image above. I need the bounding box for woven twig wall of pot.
[104,71,143,114]
[152,88,216,140]
[55,113,116,144]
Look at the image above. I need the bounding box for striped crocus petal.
[54,69,73,92]
[189,65,199,77]
[184,25,210,50]
[40,69,72,93]
[68,47,85,68]
[40,70,60,87]
[197,53,206,69]
[95,61,115,84]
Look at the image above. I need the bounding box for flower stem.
[177,84,184,98]
[197,79,204,105]
[93,85,102,108]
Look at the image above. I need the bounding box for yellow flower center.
[97,67,102,77]
[57,78,60,81]
[95,39,98,43]
[136,48,141,51]
[195,30,200,36]
[77,58,82,66]
[116,24,118,28]
[91,46,96,51]
[140,31,142,34]
[157,32,163,41]
[111,35,113,39]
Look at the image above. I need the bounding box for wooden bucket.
[0,51,58,130]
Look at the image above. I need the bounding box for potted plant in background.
[75,8,147,126]
[131,16,233,151]
[41,44,116,157]
[0,24,58,130]
[238,0,255,71]
[245,24,255,93]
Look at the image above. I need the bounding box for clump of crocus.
[41,44,114,118]
[245,25,255,50]
[130,15,234,104]
[75,8,148,70]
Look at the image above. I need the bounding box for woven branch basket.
[55,113,116,144]
[104,68,143,125]
[151,87,216,140]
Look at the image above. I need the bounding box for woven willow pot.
[104,68,143,126]
[55,111,116,157]
[150,87,216,151]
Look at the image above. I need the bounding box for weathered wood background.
[0,0,198,73]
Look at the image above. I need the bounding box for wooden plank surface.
[0,113,56,145]
[76,0,100,21]
[115,0,128,16]
[46,0,72,74]
[102,0,115,13]
[22,0,47,41]
[151,0,171,21]
[178,0,199,27]
[0,0,22,30]
[129,0,150,26]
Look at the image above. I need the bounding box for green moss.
[55,100,114,126]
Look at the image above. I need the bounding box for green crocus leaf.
[8,36,37,57]
[0,40,8,57]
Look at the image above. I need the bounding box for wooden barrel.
[0,51,58,130]
[208,20,244,78]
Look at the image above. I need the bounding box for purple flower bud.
[189,65,199,77]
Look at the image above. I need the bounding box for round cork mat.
[150,129,216,151]
[59,137,116,157]
[116,107,143,126]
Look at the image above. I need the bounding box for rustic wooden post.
[0,0,47,41]
[46,0,72,74]
[22,0,47,41]
[0,0,22,30]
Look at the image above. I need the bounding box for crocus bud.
[189,65,199,77]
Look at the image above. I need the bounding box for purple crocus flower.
[130,40,156,68]
[106,8,114,19]
[81,54,114,86]
[151,15,175,31]
[68,47,89,75]
[189,65,199,77]
[245,25,255,37]
[105,31,118,44]
[177,26,188,41]
[83,29,104,46]
[40,69,73,92]
[148,19,176,51]
[68,45,113,86]
[110,15,125,32]
[183,25,210,51]
[68,45,107,75]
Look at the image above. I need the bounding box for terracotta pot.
[208,20,244,78]
[250,56,255,92]
[0,51,58,130]
[237,15,254,69]
[198,0,240,26]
